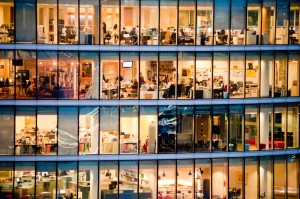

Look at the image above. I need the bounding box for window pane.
[195,106,211,152]
[15,106,36,155]
[120,52,138,99]
[177,160,194,198]
[99,161,118,199]
[276,0,289,44]
[260,156,273,198]
[119,161,138,198]
[100,106,119,154]
[79,161,98,199]
[140,52,158,99]
[245,157,258,198]
[214,0,230,45]
[0,0,14,43]
[158,105,176,153]
[178,0,195,45]
[177,106,194,153]
[260,104,273,150]
[212,105,228,151]
[139,160,157,199]
[140,106,158,154]
[160,0,177,45]
[275,52,288,97]
[288,51,299,96]
[57,162,78,198]
[289,1,299,44]
[196,52,212,99]
[287,155,299,198]
[196,0,213,45]
[58,51,78,99]
[37,106,57,155]
[245,105,259,151]
[37,50,58,99]
[100,52,119,99]
[15,50,37,99]
[159,52,177,99]
[120,106,138,154]
[274,104,286,149]
[274,156,286,197]
[14,162,35,196]
[262,0,276,44]
[59,0,78,44]
[36,162,57,197]
[79,106,99,154]
[212,159,228,199]
[58,106,78,155]
[178,52,194,99]
[287,104,299,148]
[229,105,244,152]
[195,159,211,198]
[260,51,274,97]
[229,52,245,98]
[0,162,14,197]
[231,0,246,45]
[158,160,176,199]
[213,52,229,99]
[247,0,261,45]
[0,50,14,99]
[79,51,99,99]
[120,0,139,45]
[140,0,159,45]
[15,0,36,43]
[0,107,14,155]
[229,158,243,198]
[37,0,57,44]
[100,0,119,45]
[246,52,259,98]
[79,0,99,44]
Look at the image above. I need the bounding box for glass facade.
[0,0,300,45]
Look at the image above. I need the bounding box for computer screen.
[123,61,132,68]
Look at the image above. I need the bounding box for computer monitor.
[123,61,132,68]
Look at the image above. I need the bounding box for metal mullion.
[119,0,121,46]
[35,105,37,156]
[226,158,229,199]
[156,105,159,154]
[158,0,161,46]
[194,0,197,45]
[77,104,80,155]
[271,156,274,198]
[259,0,263,45]
[138,52,140,100]
[258,51,261,98]
[56,106,58,155]
[138,105,140,154]
[157,160,159,199]
[193,52,196,99]
[285,104,288,149]
[275,0,278,45]
[34,161,37,198]
[193,104,196,153]
[242,158,245,199]
[77,161,79,199]
[117,161,120,199]
[245,0,248,45]
[118,52,120,100]
[243,52,246,99]
[177,0,179,46]
[229,0,232,46]
[55,161,58,199]
[285,156,288,199]
[97,161,100,199]
[272,51,275,98]
[118,105,120,154]
[175,160,178,199]
[212,0,215,45]
[258,104,261,151]
[175,105,177,153]
[13,98,16,156]
[257,157,260,199]
[212,52,215,99]
[138,0,141,45]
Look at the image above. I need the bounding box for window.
[0,0,14,43]
[196,0,213,45]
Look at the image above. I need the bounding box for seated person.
[200,32,206,45]
[162,27,171,44]
[130,27,138,45]
[120,27,128,41]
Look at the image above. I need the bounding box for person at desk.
[139,72,145,86]
[130,27,138,45]
[113,24,119,44]
[162,27,171,44]
[120,27,128,42]
[64,189,74,199]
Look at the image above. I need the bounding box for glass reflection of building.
[0,1,300,199]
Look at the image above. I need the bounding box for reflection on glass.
[231,0,246,45]
[196,0,213,45]
[159,52,177,99]
[37,0,58,44]
[140,52,158,99]
[37,106,57,155]
[177,106,194,153]
[140,106,157,154]
[246,52,259,98]
[100,52,119,99]
[260,104,273,150]
[58,0,78,44]
[158,160,176,199]
[57,162,78,198]
[100,106,119,154]
[178,52,194,99]
[229,158,243,198]
[120,106,138,154]
[212,105,228,151]
[196,52,212,99]
[99,161,118,199]
[120,52,139,99]
[36,162,57,197]
[212,159,228,199]
[178,0,195,45]
[15,50,37,99]
[229,105,244,152]
[0,50,14,99]
[15,106,36,155]
[214,0,230,45]
[58,106,78,155]
[14,162,35,197]
[119,161,138,198]
[160,0,177,45]
[0,107,14,155]
[213,52,229,99]
[195,106,211,152]
[140,0,159,45]
[139,161,157,199]
[245,105,259,151]
[158,106,176,153]
[79,161,98,199]
[247,0,261,45]
[79,106,99,154]
[229,52,245,98]
[245,157,258,198]
[37,51,58,99]
[120,0,139,45]
[80,51,99,99]
[58,51,78,99]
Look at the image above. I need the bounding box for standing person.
[102,22,107,43]
[113,24,119,44]
[139,72,145,86]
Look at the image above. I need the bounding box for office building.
[0,0,299,199]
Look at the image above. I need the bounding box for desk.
[120,141,138,153]
[102,88,118,99]
[140,90,157,99]
[15,144,35,155]
[44,143,57,153]
[213,87,223,98]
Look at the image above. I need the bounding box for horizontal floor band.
[0,97,300,106]
[0,44,300,51]
[0,149,299,162]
